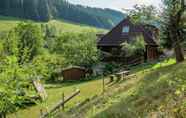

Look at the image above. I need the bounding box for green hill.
[62,59,186,118]
[0,0,125,29]
[9,58,186,118]
[0,16,105,33]
[95,61,186,118]
[0,16,20,33]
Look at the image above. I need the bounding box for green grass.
[94,60,186,118]
[0,16,105,33]
[61,59,186,118]
[46,20,104,34]
[9,59,186,118]
[0,16,21,32]
[9,77,104,118]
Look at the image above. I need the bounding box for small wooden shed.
[62,66,87,81]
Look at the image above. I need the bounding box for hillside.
[0,0,125,29]
[0,15,105,34]
[59,59,186,118]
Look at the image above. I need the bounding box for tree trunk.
[0,113,6,118]
[174,42,184,63]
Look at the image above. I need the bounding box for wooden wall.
[146,45,159,61]
[62,68,86,81]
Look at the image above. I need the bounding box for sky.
[67,0,162,11]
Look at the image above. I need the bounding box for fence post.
[102,76,105,94]
[62,93,65,111]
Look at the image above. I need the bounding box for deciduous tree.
[161,0,186,63]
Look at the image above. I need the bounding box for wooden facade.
[146,45,159,61]
[62,66,87,81]
[97,17,159,63]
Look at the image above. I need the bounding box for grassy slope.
[0,16,20,32]
[10,78,104,118]
[96,60,186,118]
[65,59,186,118]
[0,16,104,33]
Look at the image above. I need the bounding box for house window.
[122,26,130,33]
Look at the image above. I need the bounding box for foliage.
[32,54,66,81]
[0,22,45,115]
[160,0,185,62]
[0,20,102,116]
[4,22,44,64]
[160,0,186,48]
[104,64,114,74]
[121,35,145,57]
[125,4,160,26]
[51,31,100,67]
[0,56,33,115]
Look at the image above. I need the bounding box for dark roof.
[63,66,86,71]
[97,18,158,47]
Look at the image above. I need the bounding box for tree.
[52,32,99,67]
[121,34,145,57]
[161,0,186,63]
[5,22,44,64]
[38,0,51,21]
[124,4,160,26]
[0,56,31,118]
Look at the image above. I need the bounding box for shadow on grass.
[45,76,105,89]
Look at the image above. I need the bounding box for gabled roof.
[97,17,158,47]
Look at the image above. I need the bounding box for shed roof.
[62,66,86,71]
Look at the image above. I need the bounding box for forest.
[0,0,125,29]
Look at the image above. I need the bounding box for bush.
[4,22,44,64]
[0,56,34,115]
[31,54,66,81]
[121,34,145,57]
[50,31,100,67]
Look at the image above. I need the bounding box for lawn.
[0,16,105,34]
[0,16,21,32]
[46,20,105,34]
[9,59,179,118]
[86,59,186,118]
[9,77,105,118]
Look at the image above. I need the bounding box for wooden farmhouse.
[97,17,159,64]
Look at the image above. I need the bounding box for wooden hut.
[97,17,159,63]
[62,66,87,81]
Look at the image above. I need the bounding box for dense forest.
[0,0,125,29]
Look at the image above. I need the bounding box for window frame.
[122,26,130,33]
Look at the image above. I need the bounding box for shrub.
[121,34,145,57]
[4,22,44,64]
[31,54,66,81]
[51,31,100,67]
[0,56,34,116]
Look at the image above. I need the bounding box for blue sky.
[67,0,162,11]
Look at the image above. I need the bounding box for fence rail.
[41,89,80,118]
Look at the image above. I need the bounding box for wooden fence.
[40,89,80,118]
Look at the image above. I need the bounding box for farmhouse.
[97,17,159,64]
